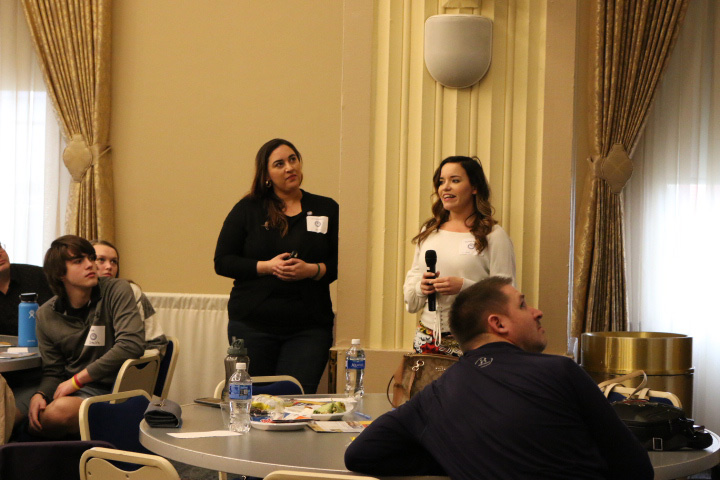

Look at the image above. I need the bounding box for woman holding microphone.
[214,138,338,394]
[403,156,516,357]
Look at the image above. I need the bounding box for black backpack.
[612,399,713,451]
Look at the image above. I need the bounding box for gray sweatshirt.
[36,277,145,397]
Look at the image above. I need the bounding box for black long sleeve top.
[214,191,338,332]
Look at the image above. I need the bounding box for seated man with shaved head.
[345,276,652,480]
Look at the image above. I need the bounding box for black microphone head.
[425,249,437,270]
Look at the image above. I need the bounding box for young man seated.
[27,235,145,438]
[345,276,653,480]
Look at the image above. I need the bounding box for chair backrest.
[264,470,379,480]
[80,447,180,480]
[0,440,114,480]
[153,335,179,399]
[113,353,161,396]
[79,389,152,454]
[213,375,304,399]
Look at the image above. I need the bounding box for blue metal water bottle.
[18,293,39,347]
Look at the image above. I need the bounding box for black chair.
[0,440,114,480]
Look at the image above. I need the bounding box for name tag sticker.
[85,326,105,347]
[460,239,479,255]
[306,216,329,234]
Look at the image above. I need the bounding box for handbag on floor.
[387,353,458,407]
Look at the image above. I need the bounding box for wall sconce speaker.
[424,14,493,89]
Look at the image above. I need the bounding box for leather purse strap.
[598,370,648,399]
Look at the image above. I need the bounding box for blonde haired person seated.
[92,240,167,355]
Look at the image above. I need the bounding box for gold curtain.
[571,0,688,339]
[22,0,114,241]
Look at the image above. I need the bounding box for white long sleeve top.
[403,225,516,334]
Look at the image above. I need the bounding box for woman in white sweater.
[403,156,516,356]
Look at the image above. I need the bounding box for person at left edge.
[0,241,53,335]
[214,138,338,394]
[0,241,54,425]
[27,235,145,438]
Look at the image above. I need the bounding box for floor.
[689,470,713,479]
[171,460,223,480]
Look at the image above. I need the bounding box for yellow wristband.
[71,375,83,390]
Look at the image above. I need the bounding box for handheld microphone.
[425,250,437,311]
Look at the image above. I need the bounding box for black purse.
[612,399,712,451]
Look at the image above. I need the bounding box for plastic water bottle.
[18,293,39,347]
[221,337,250,402]
[344,339,365,398]
[228,362,252,433]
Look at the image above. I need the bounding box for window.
[0,1,68,265]
[625,0,720,432]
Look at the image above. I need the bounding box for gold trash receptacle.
[580,332,693,417]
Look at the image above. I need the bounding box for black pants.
[227,321,333,394]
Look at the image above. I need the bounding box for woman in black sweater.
[214,138,338,394]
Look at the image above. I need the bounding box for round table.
[0,335,41,373]
[140,394,388,478]
[140,393,720,479]
[650,431,720,480]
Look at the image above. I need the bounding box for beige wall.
[111,0,343,294]
[334,0,577,360]
[111,1,580,392]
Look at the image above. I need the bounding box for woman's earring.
[265,180,271,188]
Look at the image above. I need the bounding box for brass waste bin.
[580,332,693,417]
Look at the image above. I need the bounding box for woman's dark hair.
[91,239,120,278]
[43,235,96,297]
[412,156,497,253]
[246,138,302,237]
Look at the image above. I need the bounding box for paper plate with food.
[309,400,354,420]
[250,394,291,419]
[250,418,310,431]
[250,394,311,430]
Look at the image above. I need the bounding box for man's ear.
[487,313,507,334]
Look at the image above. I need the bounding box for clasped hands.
[420,271,464,296]
[267,252,314,281]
